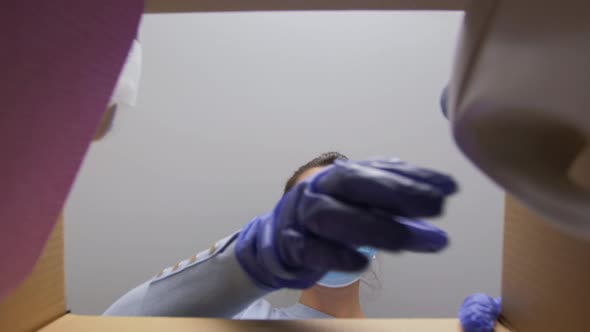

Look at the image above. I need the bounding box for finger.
[396,217,449,252]
[312,161,450,218]
[298,193,449,253]
[278,229,369,272]
[298,192,413,250]
[359,159,458,195]
[459,293,500,332]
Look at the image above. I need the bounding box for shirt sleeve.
[103,232,272,318]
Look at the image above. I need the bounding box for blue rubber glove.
[459,293,502,332]
[235,158,458,289]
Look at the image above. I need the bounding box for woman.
[105,152,457,318]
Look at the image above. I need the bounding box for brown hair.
[283,152,348,194]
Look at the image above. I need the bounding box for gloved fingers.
[311,160,454,218]
[279,229,369,272]
[459,293,501,332]
[396,217,449,252]
[302,194,449,252]
[300,193,443,252]
[357,159,458,195]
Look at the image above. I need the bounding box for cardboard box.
[1,1,588,331]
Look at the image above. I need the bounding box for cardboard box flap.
[502,197,590,332]
[39,314,512,332]
[0,216,66,332]
[144,0,467,13]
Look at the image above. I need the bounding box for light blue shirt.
[234,300,332,319]
[104,233,334,319]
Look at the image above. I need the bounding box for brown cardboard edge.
[144,0,467,13]
[0,215,66,332]
[502,196,590,332]
[39,314,512,332]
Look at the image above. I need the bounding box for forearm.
[103,233,271,318]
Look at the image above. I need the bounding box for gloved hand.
[459,293,502,332]
[235,158,458,289]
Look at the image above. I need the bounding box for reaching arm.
[103,232,271,318]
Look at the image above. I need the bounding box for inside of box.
[2,2,589,332]
[501,196,590,332]
[0,216,66,332]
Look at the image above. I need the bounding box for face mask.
[316,246,377,288]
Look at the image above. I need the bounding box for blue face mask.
[316,246,377,288]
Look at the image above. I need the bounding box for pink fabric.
[0,1,143,300]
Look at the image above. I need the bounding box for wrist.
[235,213,324,290]
[235,216,281,291]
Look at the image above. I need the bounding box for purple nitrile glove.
[236,157,458,290]
[459,293,502,332]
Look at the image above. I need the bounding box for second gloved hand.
[235,158,458,289]
[459,294,502,332]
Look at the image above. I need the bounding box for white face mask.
[109,39,141,108]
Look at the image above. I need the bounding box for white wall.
[64,11,504,318]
